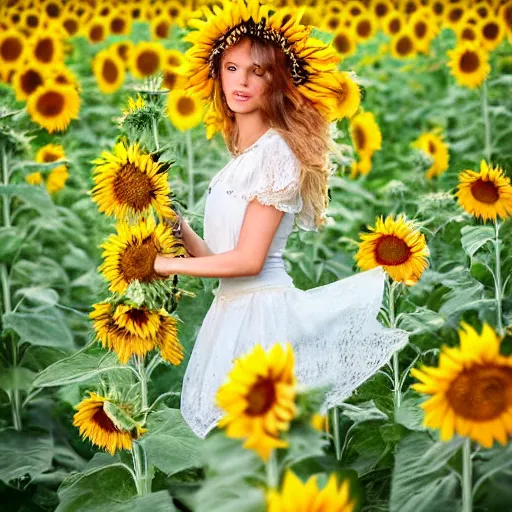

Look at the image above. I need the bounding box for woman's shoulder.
[255,129,301,173]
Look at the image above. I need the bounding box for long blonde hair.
[210,35,337,231]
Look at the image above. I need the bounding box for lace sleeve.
[238,135,303,215]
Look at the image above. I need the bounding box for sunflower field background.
[1,0,512,511]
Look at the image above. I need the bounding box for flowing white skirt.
[180,265,409,438]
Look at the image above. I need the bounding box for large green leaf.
[0,428,53,486]
[0,226,24,263]
[460,225,495,258]
[0,184,56,217]
[15,286,60,306]
[390,432,464,512]
[3,308,74,348]
[56,464,176,512]
[140,407,203,476]
[398,307,444,335]
[33,348,122,387]
[0,366,36,392]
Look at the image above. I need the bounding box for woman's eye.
[227,65,235,71]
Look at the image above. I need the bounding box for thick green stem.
[136,356,148,410]
[266,449,279,489]
[388,281,401,416]
[1,143,21,430]
[494,219,504,337]
[481,80,491,162]
[332,406,342,461]
[152,116,159,151]
[185,130,194,210]
[132,442,150,496]
[462,438,473,512]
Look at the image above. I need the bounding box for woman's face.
[220,38,267,115]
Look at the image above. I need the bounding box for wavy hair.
[210,35,338,231]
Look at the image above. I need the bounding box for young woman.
[153,11,408,439]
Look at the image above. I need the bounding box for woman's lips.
[233,92,251,101]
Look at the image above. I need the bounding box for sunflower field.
[1,0,512,511]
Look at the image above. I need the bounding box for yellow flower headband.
[182,0,360,132]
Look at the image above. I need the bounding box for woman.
[153,3,408,439]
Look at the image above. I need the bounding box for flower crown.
[182,0,360,134]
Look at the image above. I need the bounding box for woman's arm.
[154,199,285,278]
[180,218,214,257]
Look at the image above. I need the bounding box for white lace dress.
[180,128,409,438]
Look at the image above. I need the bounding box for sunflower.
[73,391,147,455]
[61,12,81,38]
[447,41,490,88]
[344,0,367,19]
[399,0,420,16]
[165,49,186,70]
[161,67,189,91]
[429,0,446,21]
[266,470,355,512]
[122,93,146,115]
[204,103,225,140]
[12,64,49,101]
[91,140,174,221]
[43,0,65,21]
[351,12,378,43]
[455,160,512,222]
[382,10,405,36]
[49,63,81,90]
[46,165,69,194]
[498,2,512,36]
[311,413,330,433]
[93,49,125,93]
[129,41,165,78]
[332,27,357,58]
[0,28,26,72]
[413,132,450,179]
[35,142,65,164]
[477,16,506,52]
[27,82,80,133]
[457,23,479,43]
[165,0,186,28]
[391,29,417,59]
[26,171,43,186]
[99,215,185,294]
[90,302,184,365]
[411,322,512,448]
[409,9,439,53]
[167,89,205,131]
[20,8,45,33]
[349,111,382,157]
[349,152,372,178]
[27,29,63,66]
[444,4,465,30]
[216,342,297,462]
[110,41,134,68]
[85,18,108,44]
[355,213,430,286]
[151,14,173,40]
[371,0,394,26]
[107,10,132,36]
[321,13,343,33]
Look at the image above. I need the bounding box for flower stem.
[152,116,159,151]
[481,80,492,162]
[136,356,148,410]
[494,219,504,337]
[132,442,149,496]
[388,280,401,416]
[462,438,473,512]
[266,450,279,489]
[185,130,194,210]
[332,406,342,461]
[1,143,21,431]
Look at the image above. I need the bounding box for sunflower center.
[45,2,60,18]
[118,44,129,60]
[137,50,160,76]
[415,21,427,38]
[92,406,120,432]
[36,91,65,117]
[120,238,158,283]
[90,25,105,43]
[389,18,401,34]
[170,8,179,17]
[113,163,154,211]
[156,21,170,39]
[27,14,39,28]
[459,51,479,73]
[396,35,413,56]
[405,1,417,14]
[449,7,463,23]
[334,34,350,54]
[353,126,366,152]
[163,71,178,90]
[357,20,371,38]
[433,2,444,15]
[21,69,43,95]
[43,151,59,162]
[1,36,22,61]
[482,22,499,40]
[126,308,150,326]
[111,17,126,34]
[246,378,276,416]
[35,38,55,63]
[375,235,411,266]
[446,365,512,421]
[461,28,476,41]
[428,141,436,154]
[177,96,195,116]
[471,179,499,204]
[64,19,79,36]
[328,17,340,31]
[102,58,119,84]
[375,3,389,17]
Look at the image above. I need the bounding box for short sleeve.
[238,135,303,215]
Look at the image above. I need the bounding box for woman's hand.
[154,254,174,277]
